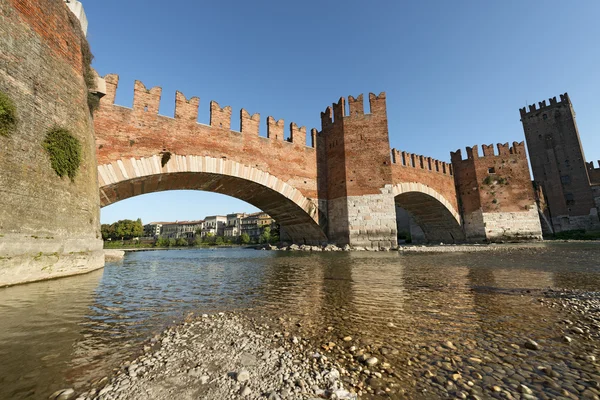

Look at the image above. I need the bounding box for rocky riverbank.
[54,286,600,400]
[68,313,358,400]
[259,242,548,253]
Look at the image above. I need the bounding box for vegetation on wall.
[0,91,17,137]
[80,36,99,114]
[43,127,82,181]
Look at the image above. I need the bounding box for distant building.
[224,213,247,238]
[144,222,165,238]
[241,212,275,240]
[161,220,204,239]
[201,215,227,237]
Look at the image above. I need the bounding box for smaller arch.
[97,154,327,244]
[391,182,465,243]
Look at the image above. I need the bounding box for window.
[488,167,495,174]
[543,114,548,120]
[560,175,571,184]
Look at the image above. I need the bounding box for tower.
[451,143,542,242]
[519,94,599,232]
[316,93,397,248]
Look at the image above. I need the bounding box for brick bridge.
[94,75,539,247]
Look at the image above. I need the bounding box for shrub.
[43,127,82,181]
[0,91,17,137]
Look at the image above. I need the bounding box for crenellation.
[320,107,333,130]
[497,142,510,156]
[240,109,260,136]
[332,97,346,122]
[102,73,119,105]
[519,93,570,116]
[266,116,285,141]
[209,101,231,130]
[466,145,479,160]
[482,144,495,157]
[290,123,306,146]
[348,94,364,117]
[310,128,317,148]
[510,141,526,155]
[368,92,386,115]
[174,91,199,121]
[133,80,162,114]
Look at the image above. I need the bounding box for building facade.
[240,212,275,240]
[224,213,247,238]
[143,222,164,238]
[520,94,600,232]
[201,216,227,237]
[161,220,204,239]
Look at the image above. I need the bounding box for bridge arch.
[391,182,465,243]
[98,155,327,244]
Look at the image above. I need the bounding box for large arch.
[98,155,327,244]
[392,183,465,243]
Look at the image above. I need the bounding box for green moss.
[43,127,82,181]
[0,91,18,137]
[80,37,100,114]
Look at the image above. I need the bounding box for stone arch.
[391,182,465,243]
[97,155,327,244]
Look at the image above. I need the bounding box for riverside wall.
[0,0,104,286]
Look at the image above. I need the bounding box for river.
[0,243,599,399]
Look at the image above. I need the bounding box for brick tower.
[519,94,600,232]
[316,93,397,249]
[451,143,542,241]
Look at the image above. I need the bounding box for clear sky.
[88,0,600,224]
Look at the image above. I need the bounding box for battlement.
[587,160,600,171]
[98,74,315,147]
[451,142,526,163]
[320,92,386,130]
[391,149,453,176]
[519,93,570,116]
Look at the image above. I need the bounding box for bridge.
[94,76,465,247]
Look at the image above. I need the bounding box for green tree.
[259,226,271,244]
[215,236,224,245]
[202,232,215,244]
[193,235,204,247]
[103,219,144,241]
[168,238,176,247]
[240,232,250,244]
[155,236,169,247]
[176,237,189,247]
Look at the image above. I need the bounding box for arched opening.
[392,184,465,244]
[98,157,327,245]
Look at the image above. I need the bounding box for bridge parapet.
[391,149,453,176]
[99,74,312,147]
[95,74,320,202]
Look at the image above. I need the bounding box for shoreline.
[59,288,600,400]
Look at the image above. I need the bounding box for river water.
[0,243,599,399]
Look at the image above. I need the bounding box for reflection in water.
[0,244,599,399]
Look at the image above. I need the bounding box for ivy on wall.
[43,127,82,181]
[0,91,18,137]
[81,39,99,114]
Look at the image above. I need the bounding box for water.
[0,244,599,399]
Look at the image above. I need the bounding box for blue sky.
[88,0,600,224]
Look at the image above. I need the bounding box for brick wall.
[94,75,319,201]
[0,0,103,286]
[451,142,542,241]
[520,94,597,229]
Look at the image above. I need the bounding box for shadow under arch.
[98,155,327,244]
[392,183,465,243]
